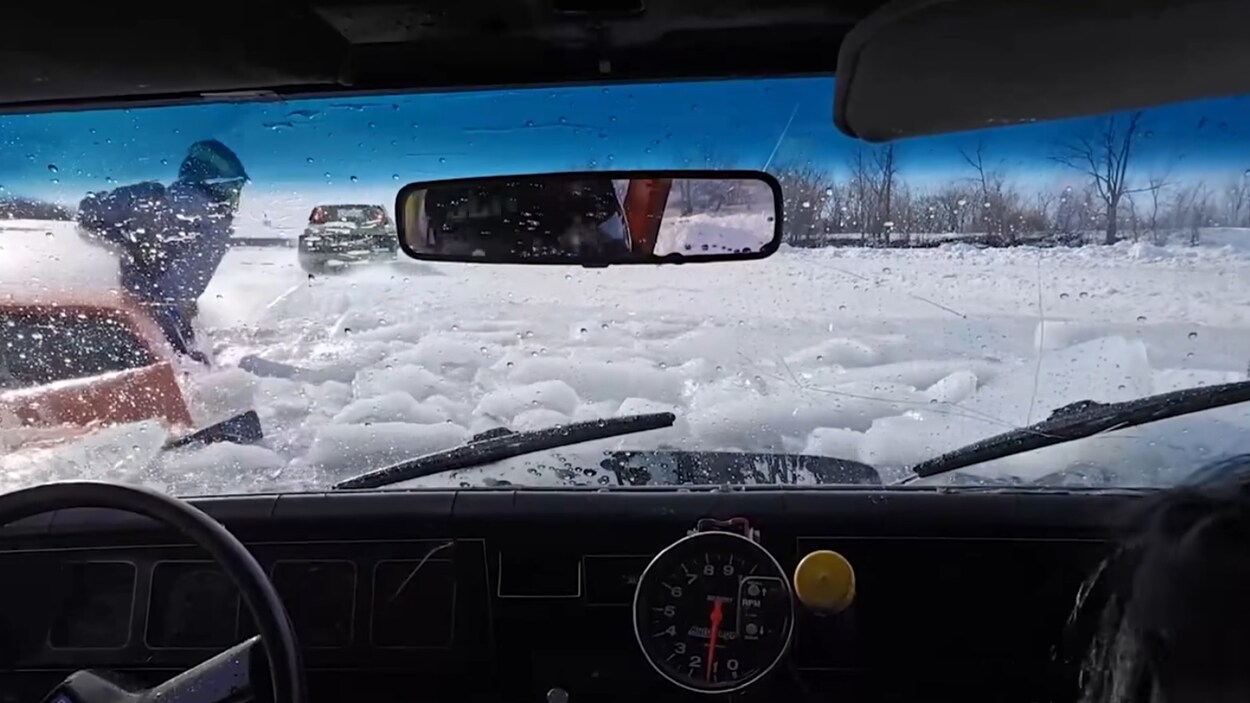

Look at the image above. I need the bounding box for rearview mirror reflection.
[396,171,782,266]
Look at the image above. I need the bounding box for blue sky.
[3,76,1250,203]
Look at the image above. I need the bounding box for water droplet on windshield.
[558,116,568,124]
[601,323,610,330]
[1059,292,1070,299]
[838,304,847,311]
[349,175,359,183]
[1136,315,1148,323]
[392,174,399,181]
[438,157,447,164]
[46,164,58,173]
[1079,291,1089,299]
[525,119,535,127]
[1188,331,1199,340]
[882,267,892,274]
[1117,384,1127,391]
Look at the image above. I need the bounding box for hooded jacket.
[76,178,236,303]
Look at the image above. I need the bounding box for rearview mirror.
[396,170,782,266]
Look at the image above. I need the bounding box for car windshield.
[313,205,386,224]
[3,76,1250,494]
[0,312,155,390]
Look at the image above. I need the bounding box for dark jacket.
[76,179,235,303]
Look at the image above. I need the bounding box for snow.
[0,220,122,296]
[654,211,777,256]
[8,213,1250,494]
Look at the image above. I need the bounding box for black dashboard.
[0,487,1136,703]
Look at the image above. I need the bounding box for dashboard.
[0,487,1132,703]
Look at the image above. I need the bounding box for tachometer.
[633,528,794,694]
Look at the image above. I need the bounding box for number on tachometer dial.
[632,530,793,694]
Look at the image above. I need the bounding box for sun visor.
[0,9,350,111]
[834,0,1250,142]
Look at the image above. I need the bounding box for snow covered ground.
[6,217,1250,495]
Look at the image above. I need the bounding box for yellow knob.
[793,550,856,613]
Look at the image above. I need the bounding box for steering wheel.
[0,481,306,703]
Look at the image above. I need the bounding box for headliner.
[0,1,875,114]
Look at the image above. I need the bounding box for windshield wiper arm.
[910,379,1250,480]
[333,412,676,490]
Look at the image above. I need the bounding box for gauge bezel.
[631,529,795,695]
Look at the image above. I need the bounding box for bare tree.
[1052,111,1146,245]
[960,142,1014,244]
[846,148,875,241]
[1050,183,1099,244]
[1124,193,1142,242]
[1144,175,1170,245]
[1225,174,1250,228]
[930,185,973,235]
[1171,182,1214,246]
[771,161,836,246]
[874,145,899,245]
[844,145,899,245]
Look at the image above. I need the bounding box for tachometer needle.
[705,598,723,682]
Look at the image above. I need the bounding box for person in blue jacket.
[76,140,248,364]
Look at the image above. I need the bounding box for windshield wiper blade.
[332,412,676,490]
[910,379,1250,479]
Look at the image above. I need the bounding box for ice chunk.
[333,392,452,425]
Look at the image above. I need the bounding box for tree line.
[766,111,1244,248]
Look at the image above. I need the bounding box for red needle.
[705,598,723,682]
